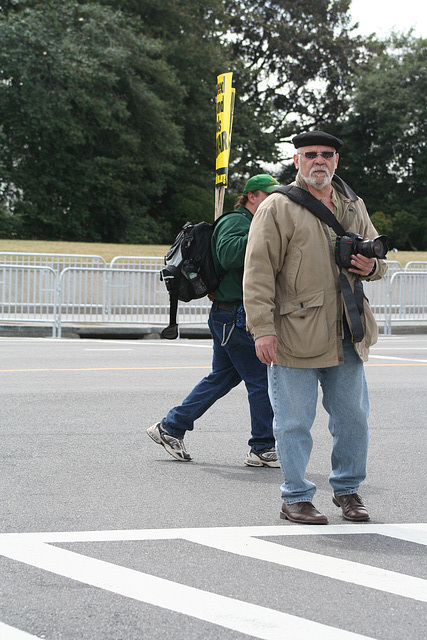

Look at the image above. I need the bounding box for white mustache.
[310,165,331,179]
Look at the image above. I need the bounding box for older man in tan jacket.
[243,130,387,524]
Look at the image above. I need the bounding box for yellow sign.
[215,72,235,187]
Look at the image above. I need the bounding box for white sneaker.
[146,422,192,462]
[244,447,280,467]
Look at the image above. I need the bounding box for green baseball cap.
[243,174,280,194]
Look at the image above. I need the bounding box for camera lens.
[355,235,388,259]
[372,236,387,257]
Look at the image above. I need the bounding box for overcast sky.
[349,0,427,38]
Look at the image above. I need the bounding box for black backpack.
[160,211,240,339]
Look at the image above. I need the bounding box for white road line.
[1,523,425,545]
[84,348,133,351]
[368,354,427,363]
[0,541,373,640]
[183,534,427,602]
[1,524,425,640]
[371,347,427,350]
[0,622,40,639]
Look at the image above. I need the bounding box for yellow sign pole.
[215,72,235,219]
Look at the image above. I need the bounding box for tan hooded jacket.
[243,175,387,367]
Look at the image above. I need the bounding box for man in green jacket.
[244,131,387,524]
[147,174,280,466]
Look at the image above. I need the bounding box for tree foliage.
[0,1,184,240]
[335,34,427,249]
[225,0,360,126]
[0,1,425,246]
[92,0,231,227]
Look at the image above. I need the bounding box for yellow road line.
[365,363,427,366]
[0,366,212,372]
[0,364,426,373]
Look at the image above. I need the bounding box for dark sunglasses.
[298,151,336,160]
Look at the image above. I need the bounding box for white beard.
[303,164,334,190]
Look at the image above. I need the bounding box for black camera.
[335,232,388,268]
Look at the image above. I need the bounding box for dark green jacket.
[211,206,253,305]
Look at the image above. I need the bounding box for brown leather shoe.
[333,493,370,521]
[280,501,328,524]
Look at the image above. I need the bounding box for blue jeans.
[268,337,369,503]
[163,305,274,452]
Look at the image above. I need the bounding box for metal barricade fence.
[404,261,427,272]
[1,256,426,337]
[57,267,211,338]
[384,272,427,334]
[110,256,212,323]
[110,256,163,271]
[58,267,166,336]
[0,265,58,336]
[383,260,403,272]
[0,252,106,272]
[363,260,402,320]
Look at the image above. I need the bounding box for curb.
[1,323,427,339]
[0,324,212,339]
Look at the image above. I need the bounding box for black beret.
[292,130,343,151]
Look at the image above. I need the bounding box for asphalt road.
[1,335,426,640]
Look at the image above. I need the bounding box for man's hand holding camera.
[348,252,375,277]
[335,232,387,274]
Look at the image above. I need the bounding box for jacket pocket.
[279,291,329,357]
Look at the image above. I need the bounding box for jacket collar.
[332,175,358,201]
[295,172,358,202]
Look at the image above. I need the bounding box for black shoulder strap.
[273,185,347,236]
[337,274,365,343]
[272,185,366,343]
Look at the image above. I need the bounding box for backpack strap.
[212,208,251,229]
[273,184,366,343]
[161,298,179,339]
[161,269,180,339]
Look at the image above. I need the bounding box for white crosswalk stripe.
[1,523,426,640]
[0,622,41,639]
